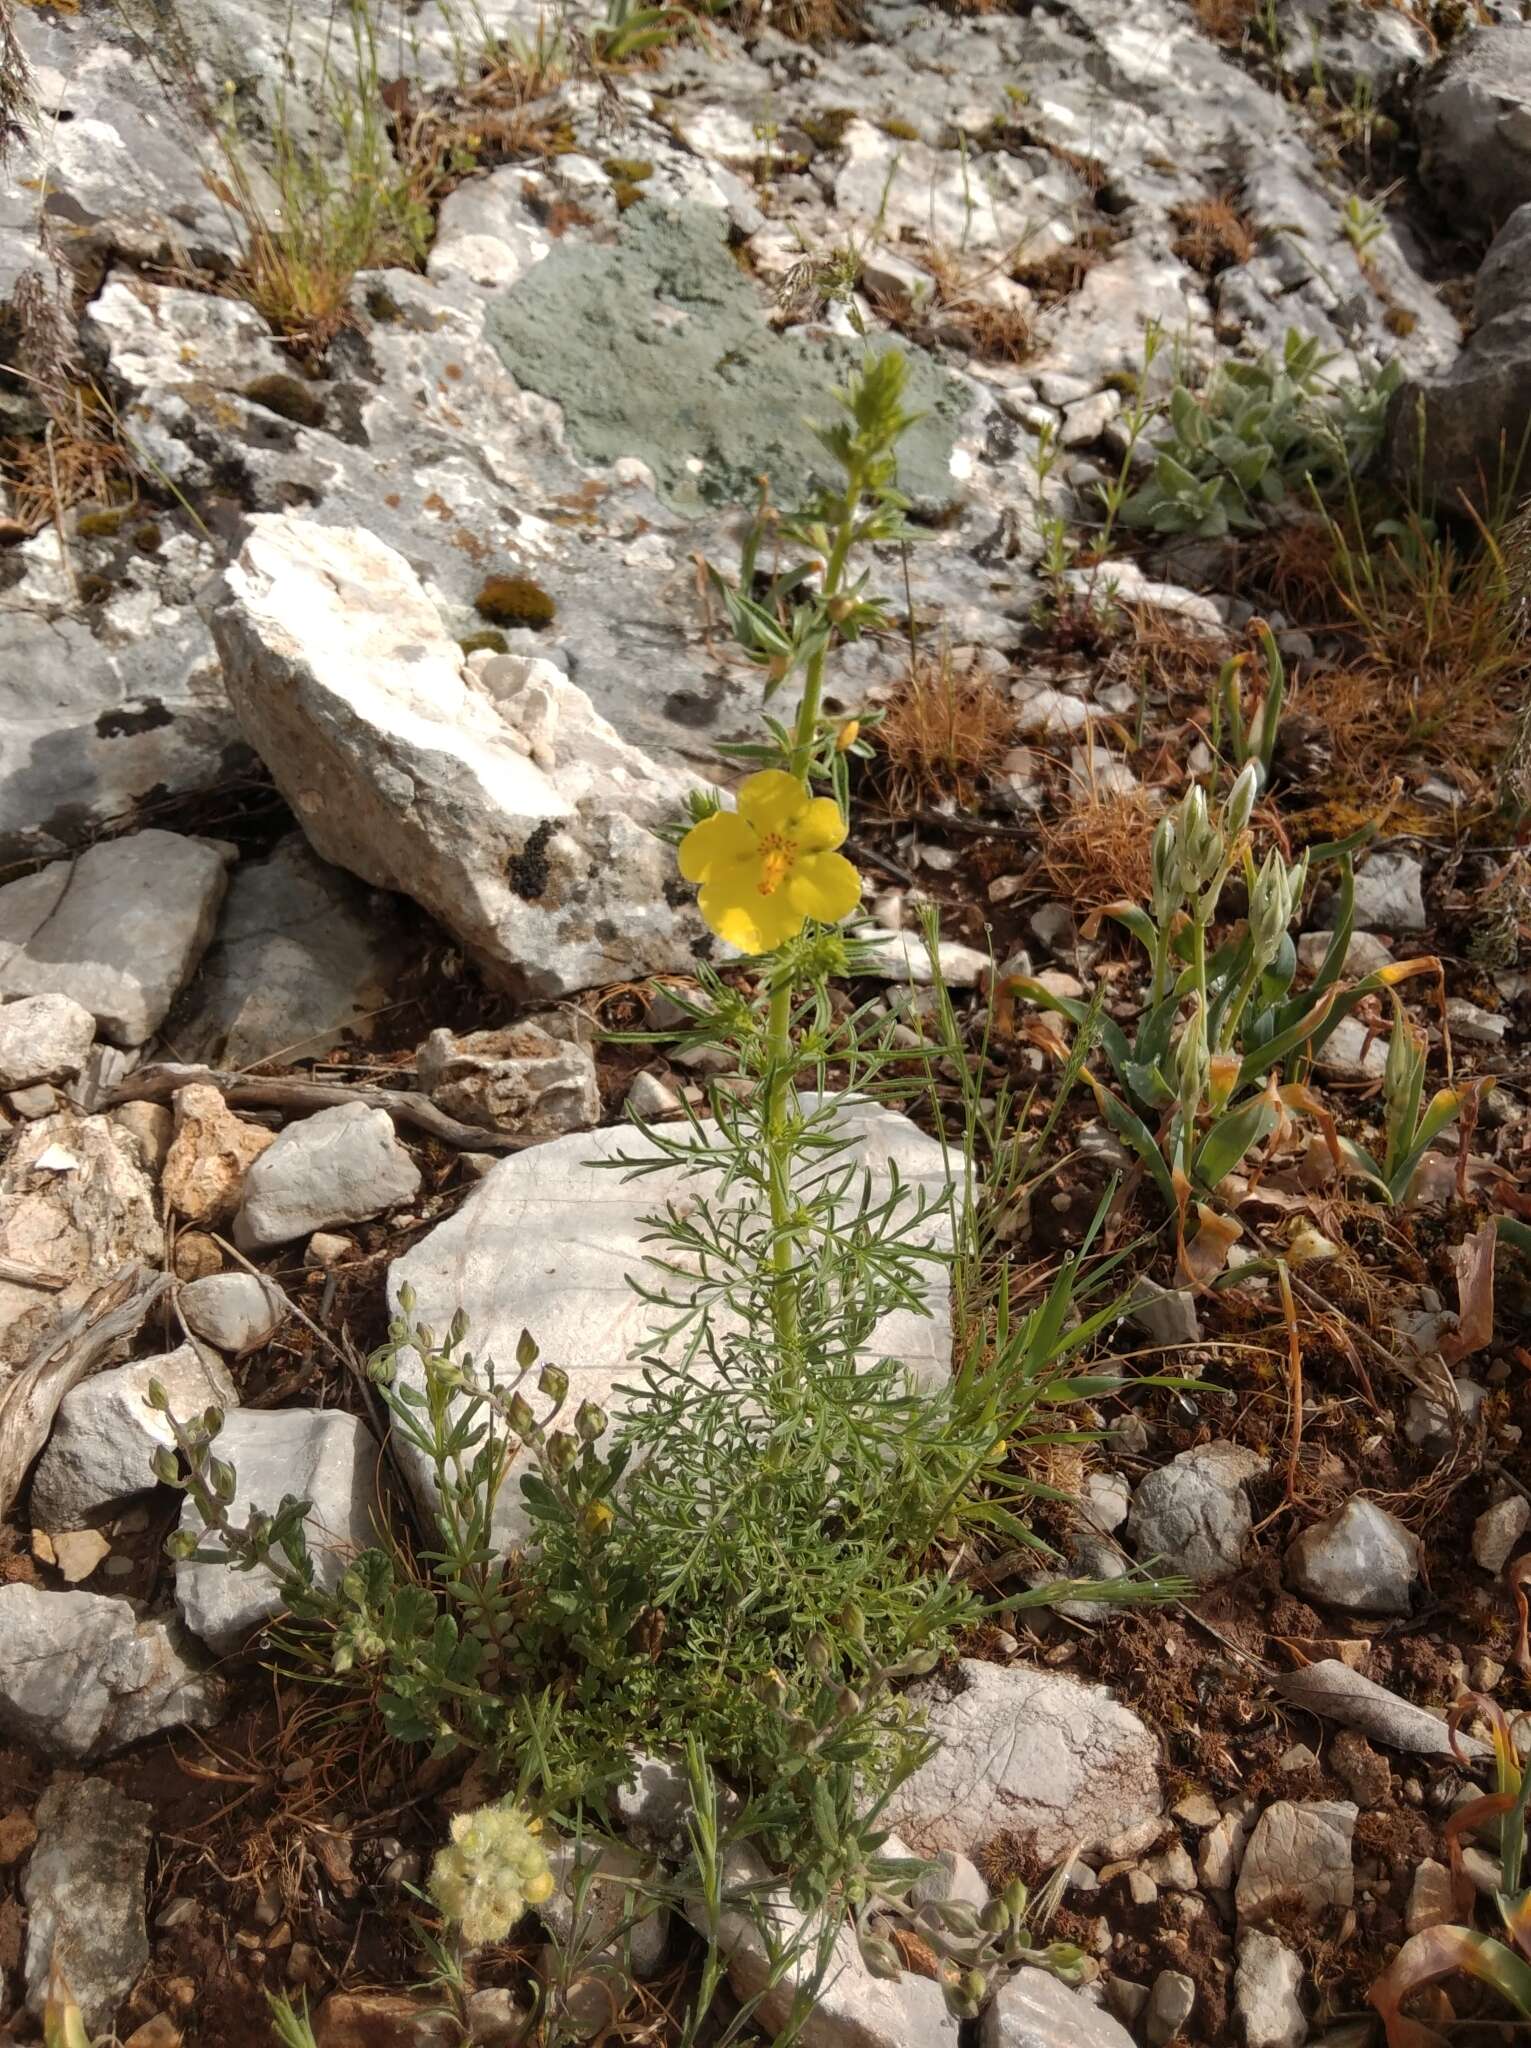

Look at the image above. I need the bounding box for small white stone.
[1235,1929,1307,2048]
[1473,1496,1531,1574]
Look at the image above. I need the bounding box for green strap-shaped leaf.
[1193,1095,1279,1192]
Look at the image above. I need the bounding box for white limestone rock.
[0,1585,222,1759]
[233,1101,421,1250]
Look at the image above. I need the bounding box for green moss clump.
[76,508,126,538]
[602,157,654,183]
[133,522,163,554]
[366,284,405,323]
[877,116,919,141]
[798,107,857,153]
[77,573,112,605]
[459,629,510,656]
[474,575,557,628]
[244,373,327,428]
[612,181,648,212]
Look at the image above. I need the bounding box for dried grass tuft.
[874,649,1015,815]
[1036,780,1159,914]
[1172,195,1257,276]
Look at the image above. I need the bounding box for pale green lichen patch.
[486,202,969,517]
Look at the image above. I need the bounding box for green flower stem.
[789,466,862,783]
[764,974,802,1358]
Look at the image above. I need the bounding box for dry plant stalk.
[875,649,1015,814]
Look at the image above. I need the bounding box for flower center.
[756,831,795,897]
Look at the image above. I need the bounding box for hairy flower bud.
[537,1363,569,1408]
[506,1393,536,1439]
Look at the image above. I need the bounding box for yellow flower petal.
[678,808,755,883]
[701,881,806,954]
[786,850,862,924]
[795,795,848,855]
[736,769,811,836]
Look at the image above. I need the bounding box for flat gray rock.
[174,1408,380,1652]
[1236,1800,1356,1928]
[173,835,417,1068]
[24,1778,152,2034]
[1418,22,1531,230]
[388,1096,960,1550]
[1235,1930,1307,2048]
[885,1658,1162,1864]
[0,831,229,1045]
[233,1100,421,1250]
[30,1342,237,1533]
[0,1585,223,1759]
[981,1969,1136,2048]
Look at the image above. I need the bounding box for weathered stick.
[0,1261,172,1518]
[0,1258,66,1291]
[103,1063,538,1155]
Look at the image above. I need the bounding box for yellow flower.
[679,770,861,953]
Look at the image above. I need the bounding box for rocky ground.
[2,0,1531,2043]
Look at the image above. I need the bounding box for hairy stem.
[763,976,801,1358]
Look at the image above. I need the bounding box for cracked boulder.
[0,1585,223,1759]
[883,1658,1162,1864]
[0,1109,163,1376]
[205,515,707,1002]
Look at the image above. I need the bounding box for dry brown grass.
[1011,228,1117,306]
[894,253,1035,363]
[1172,195,1257,276]
[1190,0,1255,40]
[1035,782,1159,914]
[873,650,1016,815]
[1099,604,1235,712]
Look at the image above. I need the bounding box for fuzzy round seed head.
[429,1803,555,1949]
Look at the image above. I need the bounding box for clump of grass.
[874,649,1015,813]
[1011,229,1116,306]
[1035,780,1158,915]
[1171,195,1256,276]
[1190,0,1255,40]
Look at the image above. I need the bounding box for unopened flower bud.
[545,1430,577,1474]
[151,1446,181,1487]
[979,1897,1010,1935]
[836,719,861,752]
[145,1378,168,1412]
[805,1633,831,1673]
[936,1900,982,1939]
[537,1363,569,1408]
[1225,758,1260,835]
[506,1393,536,1438]
[859,1936,903,1981]
[574,1400,607,1443]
